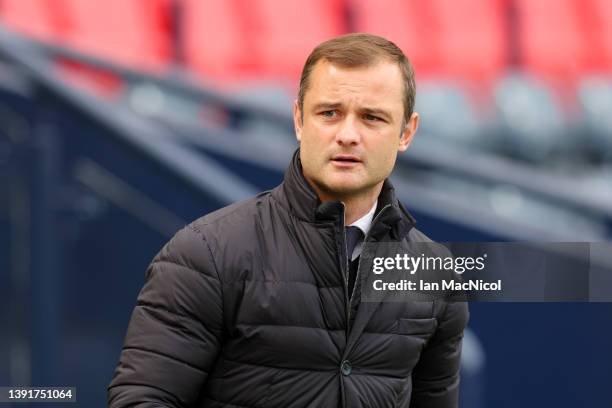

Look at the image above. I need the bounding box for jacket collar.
[273,149,416,240]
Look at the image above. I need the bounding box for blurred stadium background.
[0,0,611,406]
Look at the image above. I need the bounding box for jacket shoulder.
[172,192,275,280]
[406,227,454,259]
[190,191,271,231]
[407,227,434,243]
[152,193,271,277]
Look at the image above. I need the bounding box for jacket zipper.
[345,204,392,328]
[337,204,351,339]
[341,203,392,408]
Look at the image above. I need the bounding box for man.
[108,33,468,408]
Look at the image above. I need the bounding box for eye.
[364,114,381,122]
[320,110,337,118]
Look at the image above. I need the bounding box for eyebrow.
[312,102,393,120]
[311,102,342,111]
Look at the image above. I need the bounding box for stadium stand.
[52,0,173,71]
[590,0,612,72]
[349,0,441,78]
[182,0,346,83]
[0,0,173,71]
[414,83,485,149]
[350,0,507,84]
[0,0,55,40]
[493,74,567,162]
[578,77,612,160]
[514,0,593,86]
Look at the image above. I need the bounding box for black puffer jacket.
[108,150,469,408]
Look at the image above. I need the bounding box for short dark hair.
[297,33,416,125]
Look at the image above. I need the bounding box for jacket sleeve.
[409,301,469,408]
[108,225,224,407]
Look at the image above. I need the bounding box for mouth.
[330,155,362,167]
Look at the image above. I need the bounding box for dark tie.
[345,226,363,298]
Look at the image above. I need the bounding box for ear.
[398,112,419,152]
[293,99,303,142]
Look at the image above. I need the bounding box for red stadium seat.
[0,0,56,40]
[514,0,588,81]
[429,0,507,82]
[182,0,253,82]
[183,0,346,83]
[350,0,507,83]
[50,0,173,72]
[350,0,442,78]
[249,0,346,79]
[583,0,612,73]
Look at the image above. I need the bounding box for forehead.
[304,59,404,113]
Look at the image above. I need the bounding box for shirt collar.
[348,200,377,236]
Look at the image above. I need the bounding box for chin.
[320,180,368,197]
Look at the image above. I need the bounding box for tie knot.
[346,226,363,260]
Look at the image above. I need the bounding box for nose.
[335,116,361,146]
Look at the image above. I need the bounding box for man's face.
[294,59,418,202]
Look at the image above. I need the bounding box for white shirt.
[347,201,377,261]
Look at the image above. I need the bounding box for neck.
[342,193,378,225]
